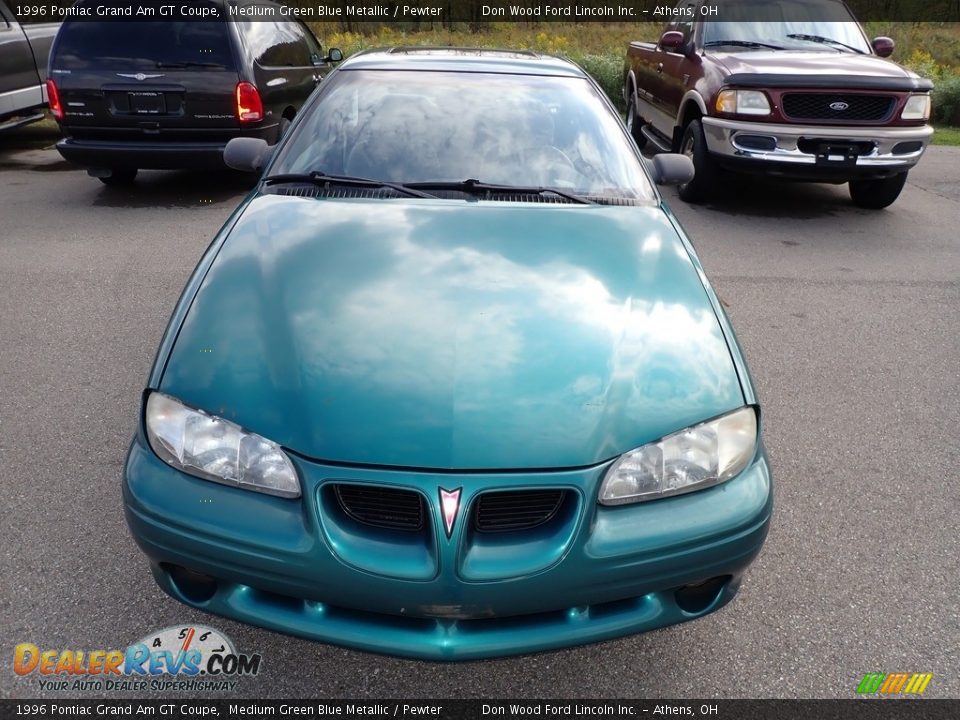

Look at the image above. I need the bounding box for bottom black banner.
[2,700,959,720]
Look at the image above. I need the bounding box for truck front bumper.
[702,117,933,180]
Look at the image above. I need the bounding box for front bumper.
[702,116,933,180]
[124,431,772,661]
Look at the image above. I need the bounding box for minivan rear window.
[53,20,234,70]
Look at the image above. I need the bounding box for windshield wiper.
[704,40,785,50]
[405,178,596,205]
[155,61,227,69]
[786,34,865,54]
[263,171,437,199]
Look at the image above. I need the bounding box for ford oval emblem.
[829,101,850,111]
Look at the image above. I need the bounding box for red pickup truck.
[623,0,934,208]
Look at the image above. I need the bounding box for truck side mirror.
[659,31,686,52]
[872,37,895,58]
[326,48,343,63]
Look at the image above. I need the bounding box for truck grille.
[334,484,425,531]
[473,490,567,532]
[782,93,895,122]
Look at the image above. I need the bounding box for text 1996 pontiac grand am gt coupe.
[124,47,772,660]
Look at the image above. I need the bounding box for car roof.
[338,47,589,78]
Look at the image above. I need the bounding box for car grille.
[334,484,425,531]
[473,490,567,532]
[782,93,895,122]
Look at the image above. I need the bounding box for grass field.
[310,22,654,111]
[933,125,960,145]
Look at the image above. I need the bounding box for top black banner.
[3,700,960,720]
[9,0,960,23]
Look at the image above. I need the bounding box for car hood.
[160,195,744,470]
[713,50,916,80]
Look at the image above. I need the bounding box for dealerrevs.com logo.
[14,625,261,692]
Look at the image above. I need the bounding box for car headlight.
[144,392,300,498]
[716,90,771,116]
[599,406,757,506]
[901,94,931,121]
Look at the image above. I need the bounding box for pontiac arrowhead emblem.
[439,487,462,538]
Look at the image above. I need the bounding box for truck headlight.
[145,392,300,498]
[901,95,931,121]
[716,90,771,116]
[599,407,757,505]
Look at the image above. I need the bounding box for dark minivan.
[48,0,339,184]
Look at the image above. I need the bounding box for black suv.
[48,0,339,184]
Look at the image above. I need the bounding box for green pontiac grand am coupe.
[123,47,772,660]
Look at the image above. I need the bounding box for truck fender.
[674,91,709,147]
[677,91,708,127]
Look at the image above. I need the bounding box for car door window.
[296,21,324,64]
[670,2,696,46]
[239,17,311,68]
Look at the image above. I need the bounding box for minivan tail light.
[235,82,263,123]
[47,79,63,121]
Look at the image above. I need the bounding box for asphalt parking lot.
[1,135,957,699]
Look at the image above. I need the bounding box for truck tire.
[848,172,907,209]
[625,92,647,150]
[677,119,717,203]
[98,168,138,186]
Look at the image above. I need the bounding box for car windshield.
[272,69,655,201]
[703,0,870,53]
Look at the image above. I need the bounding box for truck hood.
[712,51,930,90]
[160,195,744,470]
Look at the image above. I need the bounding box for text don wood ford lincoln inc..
[12,626,261,692]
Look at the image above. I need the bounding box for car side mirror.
[224,137,272,173]
[325,48,343,63]
[659,31,686,52]
[872,36,895,58]
[649,154,695,186]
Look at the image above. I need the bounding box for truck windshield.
[703,0,870,54]
[273,70,655,202]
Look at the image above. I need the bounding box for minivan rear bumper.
[57,138,232,170]
[56,124,277,170]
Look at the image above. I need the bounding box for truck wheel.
[677,119,717,204]
[98,168,138,186]
[848,172,907,209]
[625,93,647,149]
